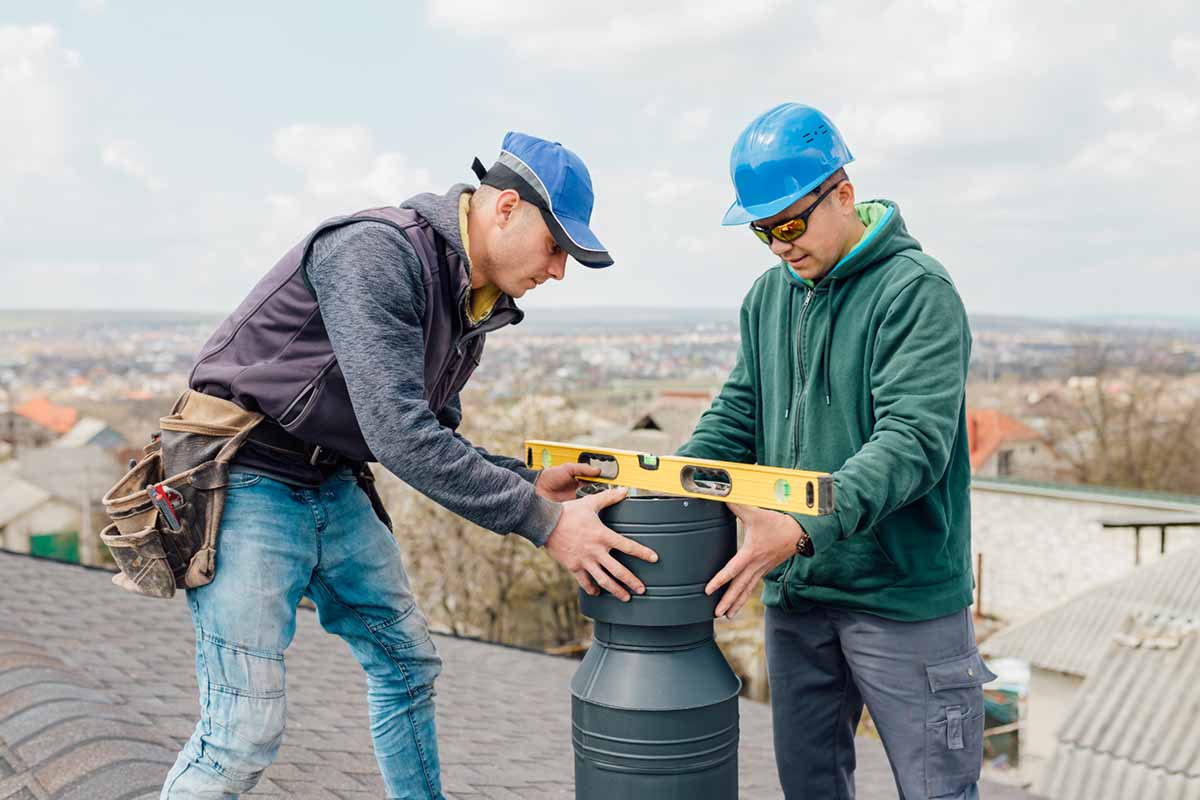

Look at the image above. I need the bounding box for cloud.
[1172,33,1200,75]
[427,0,787,66]
[834,103,944,157]
[0,24,79,178]
[78,0,108,13]
[1069,89,1200,180]
[671,107,713,144]
[644,170,721,206]
[264,124,436,254]
[101,141,165,191]
[0,259,159,308]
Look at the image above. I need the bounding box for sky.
[1,0,1198,319]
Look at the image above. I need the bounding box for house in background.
[54,416,127,450]
[586,389,712,454]
[0,395,80,451]
[0,444,122,566]
[980,546,1200,794]
[967,407,1067,480]
[0,476,80,561]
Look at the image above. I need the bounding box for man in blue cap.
[162,132,658,798]
[678,104,990,799]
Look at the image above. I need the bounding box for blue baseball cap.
[471,131,613,268]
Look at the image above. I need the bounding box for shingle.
[0,549,1036,799]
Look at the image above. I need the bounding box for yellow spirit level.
[525,440,834,516]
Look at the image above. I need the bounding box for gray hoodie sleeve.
[437,394,541,482]
[305,220,561,545]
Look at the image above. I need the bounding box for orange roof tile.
[966,408,1042,473]
[13,395,78,435]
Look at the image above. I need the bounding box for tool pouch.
[101,390,263,599]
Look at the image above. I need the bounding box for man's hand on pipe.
[706,504,804,618]
[543,486,659,602]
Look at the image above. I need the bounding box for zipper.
[779,287,815,608]
[791,289,814,465]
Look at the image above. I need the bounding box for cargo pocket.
[923,649,996,797]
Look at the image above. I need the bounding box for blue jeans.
[766,605,994,800]
[161,469,444,799]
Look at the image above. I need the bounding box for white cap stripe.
[496,150,607,254]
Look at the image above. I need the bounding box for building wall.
[977,440,1066,482]
[1024,667,1084,788]
[0,413,56,449]
[1,500,79,553]
[970,486,1200,623]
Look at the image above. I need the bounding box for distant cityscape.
[4,308,1199,410]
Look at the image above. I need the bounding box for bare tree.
[378,393,597,649]
[1047,342,1200,494]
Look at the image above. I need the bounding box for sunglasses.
[749,181,844,245]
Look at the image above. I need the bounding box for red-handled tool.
[147,483,184,532]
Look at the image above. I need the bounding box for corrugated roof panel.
[981,547,1200,677]
[1040,615,1200,799]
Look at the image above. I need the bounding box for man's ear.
[837,181,856,213]
[494,189,521,229]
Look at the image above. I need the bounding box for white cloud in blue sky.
[1,1,1198,318]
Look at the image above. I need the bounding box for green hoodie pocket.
[790,527,900,591]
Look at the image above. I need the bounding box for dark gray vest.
[189,206,521,462]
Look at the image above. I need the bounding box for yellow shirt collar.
[459,192,502,325]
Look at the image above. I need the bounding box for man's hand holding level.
[534,462,602,502]
[543,486,659,602]
[707,503,806,618]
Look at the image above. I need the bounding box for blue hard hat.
[722,103,854,226]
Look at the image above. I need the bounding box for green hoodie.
[678,200,973,622]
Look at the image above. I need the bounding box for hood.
[400,183,474,265]
[780,199,921,407]
[401,184,525,332]
[782,199,920,290]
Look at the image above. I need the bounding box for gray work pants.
[765,605,995,799]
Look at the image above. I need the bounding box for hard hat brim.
[721,184,817,227]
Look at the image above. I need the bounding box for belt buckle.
[308,445,323,466]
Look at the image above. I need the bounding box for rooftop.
[53,417,121,449]
[0,551,1036,799]
[966,408,1043,472]
[981,546,1200,677]
[1038,612,1200,800]
[12,397,78,436]
[971,475,1200,512]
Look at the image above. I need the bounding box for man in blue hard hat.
[677,104,990,799]
[161,132,658,798]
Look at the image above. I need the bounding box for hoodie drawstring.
[823,279,840,406]
[785,287,795,417]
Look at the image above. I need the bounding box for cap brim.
[539,208,613,268]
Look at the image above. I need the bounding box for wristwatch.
[795,529,814,558]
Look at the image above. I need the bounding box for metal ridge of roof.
[972,476,1200,512]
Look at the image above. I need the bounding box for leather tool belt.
[100,390,263,599]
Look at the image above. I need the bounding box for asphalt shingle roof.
[0,551,1034,799]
